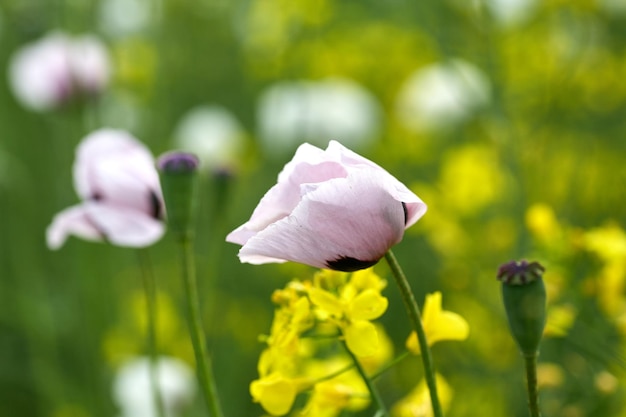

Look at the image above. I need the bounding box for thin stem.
[177,235,224,417]
[137,250,166,417]
[341,338,389,417]
[524,354,541,417]
[302,349,411,391]
[384,250,443,417]
[301,363,354,391]
[371,351,410,381]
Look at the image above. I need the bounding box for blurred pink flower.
[8,31,110,112]
[47,129,164,249]
[226,141,427,271]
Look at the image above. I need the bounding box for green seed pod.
[157,152,199,239]
[498,260,547,357]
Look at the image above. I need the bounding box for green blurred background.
[1,0,625,416]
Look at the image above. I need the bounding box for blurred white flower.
[99,0,153,37]
[395,59,490,133]
[173,105,245,172]
[598,0,626,15]
[8,31,111,112]
[256,78,381,156]
[484,0,537,27]
[112,356,196,417]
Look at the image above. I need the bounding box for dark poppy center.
[150,191,163,220]
[326,256,379,272]
[402,202,408,225]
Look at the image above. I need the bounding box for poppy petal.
[226,148,347,245]
[73,129,162,216]
[84,202,164,247]
[328,140,427,226]
[238,170,406,271]
[46,204,104,249]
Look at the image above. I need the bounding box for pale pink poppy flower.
[226,141,427,271]
[46,129,164,249]
[8,31,110,112]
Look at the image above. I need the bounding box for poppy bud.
[157,152,199,238]
[497,260,547,357]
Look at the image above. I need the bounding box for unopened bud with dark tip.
[157,151,199,238]
[497,260,547,357]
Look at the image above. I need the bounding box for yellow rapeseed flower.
[439,145,504,217]
[267,296,313,355]
[525,203,562,242]
[358,323,394,374]
[583,223,626,262]
[300,360,369,417]
[250,372,298,416]
[406,292,469,354]
[543,304,576,337]
[307,268,388,357]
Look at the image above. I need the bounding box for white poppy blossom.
[8,31,110,112]
[173,105,245,171]
[484,0,537,27]
[395,59,490,132]
[98,0,152,37]
[112,356,196,417]
[227,141,427,271]
[46,129,164,249]
[257,78,381,156]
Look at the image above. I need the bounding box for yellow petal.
[292,296,312,325]
[405,331,421,355]
[344,320,379,357]
[427,310,470,345]
[406,292,469,354]
[308,287,344,317]
[421,292,444,327]
[250,373,297,416]
[348,289,388,321]
[359,324,394,374]
[350,268,386,291]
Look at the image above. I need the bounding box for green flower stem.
[524,354,541,417]
[384,250,443,417]
[137,250,166,417]
[371,351,410,381]
[177,234,224,417]
[341,338,389,417]
[305,350,410,390]
[304,363,354,390]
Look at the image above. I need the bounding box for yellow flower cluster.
[582,222,626,334]
[250,268,391,416]
[308,269,389,357]
[250,268,472,416]
[525,203,626,337]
